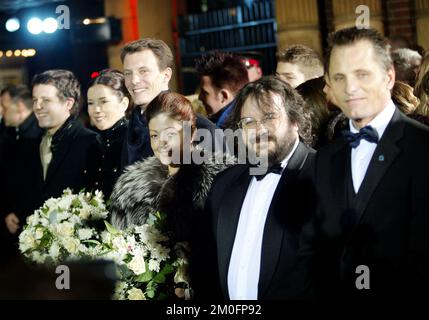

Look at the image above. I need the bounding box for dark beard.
[267,135,297,166]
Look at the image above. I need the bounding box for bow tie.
[342,125,379,148]
[254,163,284,181]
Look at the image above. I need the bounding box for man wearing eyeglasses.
[194,76,316,300]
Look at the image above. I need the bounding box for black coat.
[0,113,43,220]
[36,117,98,206]
[0,114,43,260]
[200,142,316,300]
[302,109,429,299]
[121,106,224,170]
[87,118,127,199]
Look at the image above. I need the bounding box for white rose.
[55,222,75,238]
[127,287,146,300]
[27,214,39,226]
[150,244,170,261]
[49,241,61,261]
[31,251,46,264]
[62,237,80,254]
[77,228,93,240]
[34,228,44,240]
[148,259,160,272]
[128,254,146,275]
[78,208,91,220]
[56,211,72,222]
[19,230,36,252]
[101,231,112,244]
[112,236,128,254]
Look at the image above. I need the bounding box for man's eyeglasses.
[238,113,280,129]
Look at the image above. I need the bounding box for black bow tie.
[253,163,283,181]
[342,125,379,148]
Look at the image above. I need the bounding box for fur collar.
[110,153,234,232]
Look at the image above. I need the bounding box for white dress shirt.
[350,100,396,193]
[227,138,299,300]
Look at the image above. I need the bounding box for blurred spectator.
[391,48,421,86]
[238,52,263,82]
[196,51,249,128]
[391,81,419,114]
[276,44,324,88]
[0,85,43,263]
[414,52,429,116]
[296,77,330,148]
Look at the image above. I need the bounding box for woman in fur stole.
[109,92,233,297]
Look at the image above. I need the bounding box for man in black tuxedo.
[302,27,429,299]
[120,38,223,169]
[196,76,315,300]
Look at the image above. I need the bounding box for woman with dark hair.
[86,69,130,198]
[110,91,232,232]
[109,92,233,297]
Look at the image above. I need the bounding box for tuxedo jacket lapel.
[329,142,350,212]
[354,110,403,224]
[258,142,309,298]
[217,166,252,299]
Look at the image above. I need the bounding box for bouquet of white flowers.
[19,190,191,300]
[19,188,108,264]
[101,214,190,300]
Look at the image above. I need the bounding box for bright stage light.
[42,17,58,33]
[6,18,20,32]
[27,18,43,34]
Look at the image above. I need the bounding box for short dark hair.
[229,76,312,146]
[88,69,131,102]
[145,91,196,134]
[32,69,81,113]
[195,51,249,94]
[277,44,323,79]
[1,85,15,96]
[120,38,173,71]
[9,85,32,110]
[88,69,133,118]
[326,27,393,74]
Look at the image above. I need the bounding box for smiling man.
[120,38,222,169]
[301,27,429,300]
[198,76,315,300]
[32,70,97,205]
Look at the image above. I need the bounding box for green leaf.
[81,239,100,245]
[146,289,155,299]
[71,198,81,208]
[136,270,154,283]
[90,198,99,207]
[161,264,175,275]
[104,221,119,235]
[153,273,166,284]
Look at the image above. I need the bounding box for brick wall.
[384,0,416,45]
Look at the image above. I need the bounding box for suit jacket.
[200,142,316,300]
[305,109,429,299]
[37,117,98,206]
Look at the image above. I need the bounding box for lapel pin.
[378,155,384,162]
